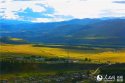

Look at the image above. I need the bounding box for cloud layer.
[0,0,125,22]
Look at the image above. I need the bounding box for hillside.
[0,37,28,44]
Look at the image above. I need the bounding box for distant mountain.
[0,19,31,24]
[0,18,125,46]
[0,18,101,32]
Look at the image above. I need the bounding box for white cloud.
[0,0,125,22]
[32,18,51,22]
[32,16,71,22]
[0,0,46,19]
[45,0,125,18]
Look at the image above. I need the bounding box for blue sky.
[0,0,125,22]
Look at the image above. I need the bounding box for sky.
[0,0,125,22]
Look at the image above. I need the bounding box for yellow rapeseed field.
[0,44,125,63]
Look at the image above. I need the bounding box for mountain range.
[0,18,125,46]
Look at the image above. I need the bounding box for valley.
[0,18,125,83]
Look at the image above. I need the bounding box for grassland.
[0,44,125,63]
[1,44,125,83]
